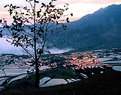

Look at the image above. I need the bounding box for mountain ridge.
[1,4,121,53]
[53,4,121,50]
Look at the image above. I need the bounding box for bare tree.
[0,0,72,88]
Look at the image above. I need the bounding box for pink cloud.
[61,0,121,4]
[92,0,121,4]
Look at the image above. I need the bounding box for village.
[0,48,121,89]
[0,48,121,76]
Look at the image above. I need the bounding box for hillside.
[2,71,121,95]
[53,4,121,50]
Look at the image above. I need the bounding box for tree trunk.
[33,0,39,88]
[35,58,40,88]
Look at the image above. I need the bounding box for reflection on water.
[0,68,27,89]
[41,79,68,87]
[113,66,121,71]
[0,69,27,76]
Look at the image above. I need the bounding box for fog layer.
[0,38,72,55]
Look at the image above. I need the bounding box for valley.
[0,48,121,90]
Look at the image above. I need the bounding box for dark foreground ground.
[1,70,121,95]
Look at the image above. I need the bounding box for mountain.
[53,4,121,50]
[1,4,121,55]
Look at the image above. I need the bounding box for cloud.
[1,0,121,24]
[66,3,107,18]
[0,0,25,6]
[49,48,72,54]
[0,38,28,55]
[0,38,72,55]
[61,0,121,4]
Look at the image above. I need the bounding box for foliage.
[0,0,72,58]
[0,0,72,88]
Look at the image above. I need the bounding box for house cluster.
[0,54,31,69]
[0,49,113,71]
[60,52,110,70]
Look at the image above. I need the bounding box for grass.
[27,67,78,84]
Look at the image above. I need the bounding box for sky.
[0,0,121,22]
[0,0,121,55]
